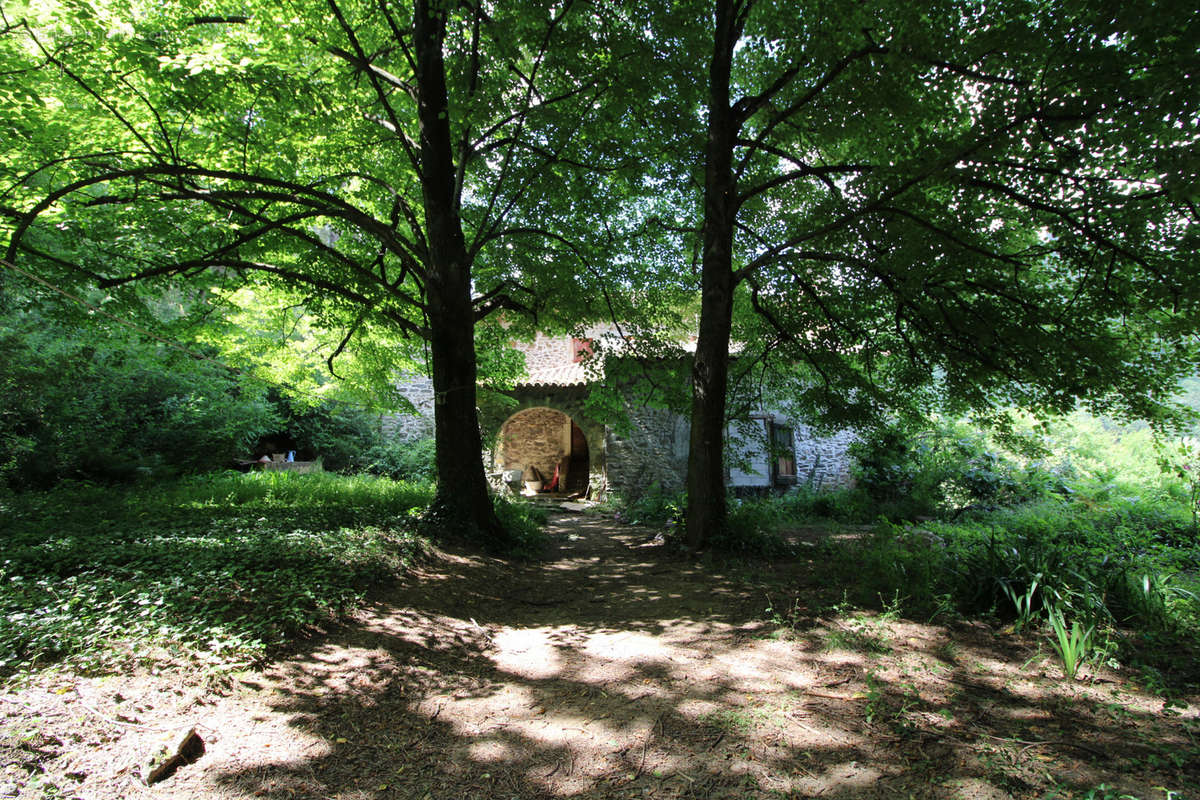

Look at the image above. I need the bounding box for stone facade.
[520,332,579,374]
[794,424,857,490]
[495,407,573,485]
[482,387,607,499]
[384,332,857,498]
[380,374,435,441]
[605,405,690,497]
[727,417,857,491]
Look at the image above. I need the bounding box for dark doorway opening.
[567,421,590,495]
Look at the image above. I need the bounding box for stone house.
[384,329,857,500]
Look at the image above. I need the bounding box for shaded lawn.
[0,473,432,677]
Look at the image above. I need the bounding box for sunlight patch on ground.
[579,630,672,664]
[490,627,567,679]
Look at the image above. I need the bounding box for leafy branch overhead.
[1,0,649,538]
[1,0,1198,549]
[3,1,627,331]
[674,0,1200,546]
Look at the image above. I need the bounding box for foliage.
[850,419,1068,520]
[492,495,551,559]
[0,472,430,678]
[1156,437,1200,535]
[730,411,1200,681]
[0,307,280,489]
[599,484,798,556]
[606,483,686,529]
[0,0,670,537]
[0,298,424,488]
[270,394,384,473]
[667,0,1200,547]
[1047,609,1098,680]
[364,436,437,483]
[815,498,1200,678]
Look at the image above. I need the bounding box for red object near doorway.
[548,463,560,492]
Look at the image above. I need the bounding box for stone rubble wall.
[517,333,574,375]
[711,416,859,491]
[496,407,573,485]
[512,325,618,376]
[793,423,858,490]
[380,375,435,441]
[604,405,690,499]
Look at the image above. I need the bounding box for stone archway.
[495,407,592,495]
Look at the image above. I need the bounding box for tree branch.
[106,257,429,338]
[737,162,870,207]
[736,41,886,175]
[325,0,421,175]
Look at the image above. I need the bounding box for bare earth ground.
[2,511,1197,799]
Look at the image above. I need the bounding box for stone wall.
[794,423,858,490]
[381,341,858,496]
[605,404,689,499]
[512,325,617,376]
[380,374,435,441]
[518,332,575,374]
[725,417,857,490]
[496,407,572,485]
[484,389,608,499]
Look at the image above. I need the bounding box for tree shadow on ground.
[200,513,1198,799]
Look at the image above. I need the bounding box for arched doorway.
[496,407,591,496]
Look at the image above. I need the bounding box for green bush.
[850,419,1070,521]
[718,496,795,556]
[0,311,280,488]
[493,494,550,558]
[823,496,1199,646]
[613,483,685,528]
[364,436,437,482]
[272,395,385,472]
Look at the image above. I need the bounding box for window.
[572,337,594,363]
[771,422,796,484]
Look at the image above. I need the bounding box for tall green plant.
[1047,609,1097,680]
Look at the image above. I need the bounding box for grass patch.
[0,471,434,679]
[818,498,1200,685]
[494,494,551,558]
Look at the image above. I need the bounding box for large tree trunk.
[414,0,504,541]
[685,0,739,550]
[425,294,503,540]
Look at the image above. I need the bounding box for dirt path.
[4,512,1197,799]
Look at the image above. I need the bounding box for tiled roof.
[517,361,590,388]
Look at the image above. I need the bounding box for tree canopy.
[671,0,1200,546]
[2,0,650,540]
[2,0,1198,547]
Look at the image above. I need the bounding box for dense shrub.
[0,312,280,488]
[264,395,386,472]
[606,483,685,528]
[493,494,551,558]
[849,420,1069,520]
[364,435,437,482]
[824,498,1199,643]
[0,307,447,487]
